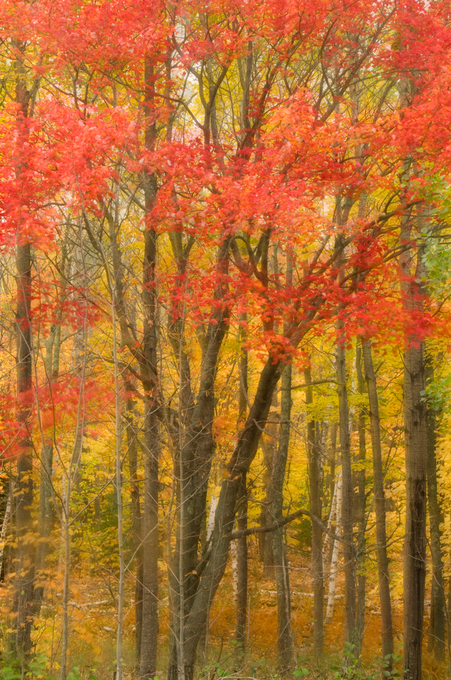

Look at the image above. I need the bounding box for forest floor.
[26,539,448,680]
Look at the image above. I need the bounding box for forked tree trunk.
[166,239,231,680]
[305,366,324,660]
[362,340,394,671]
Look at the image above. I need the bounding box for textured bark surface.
[33,443,54,616]
[305,367,324,660]
[401,236,427,680]
[13,240,35,658]
[336,340,356,649]
[235,475,248,652]
[362,341,394,670]
[425,355,445,662]
[11,41,35,661]
[139,191,160,679]
[272,365,294,673]
[325,474,341,625]
[235,323,248,653]
[355,345,366,659]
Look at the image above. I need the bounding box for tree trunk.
[325,473,342,625]
[0,485,12,581]
[236,327,248,654]
[11,40,35,663]
[425,353,446,662]
[336,336,357,650]
[33,443,53,615]
[362,340,394,671]
[139,215,160,680]
[323,424,338,569]
[305,366,324,660]
[34,322,62,616]
[125,394,143,664]
[401,233,427,680]
[235,478,248,655]
[166,237,230,680]
[270,364,294,673]
[259,414,278,577]
[355,344,367,659]
[139,57,160,679]
[13,241,35,660]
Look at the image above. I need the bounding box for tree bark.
[271,364,294,673]
[401,229,427,680]
[139,192,160,680]
[125,395,143,664]
[236,324,248,654]
[166,238,231,680]
[235,475,248,655]
[425,353,445,662]
[13,220,34,661]
[34,316,63,616]
[336,331,356,650]
[355,344,367,659]
[11,39,35,662]
[362,340,394,671]
[325,473,342,625]
[305,366,324,660]
[139,57,161,679]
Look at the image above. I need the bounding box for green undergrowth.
[1,644,446,680]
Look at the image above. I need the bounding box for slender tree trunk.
[33,442,53,615]
[125,395,143,664]
[236,324,248,654]
[34,322,62,615]
[111,287,125,680]
[323,424,338,569]
[235,477,248,654]
[362,340,394,671]
[139,57,160,680]
[401,227,427,680]
[60,308,88,680]
[13,242,35,663]
[325,473,342,625]
[336,331,356,649]
[425,353,445,662]
[139,226,160,679]
[270,364,294,673]
[11,40,35,664]
[355,345,366,659]
[259,422,277,577]
[305,366,324,660]
[0,485,12,581]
